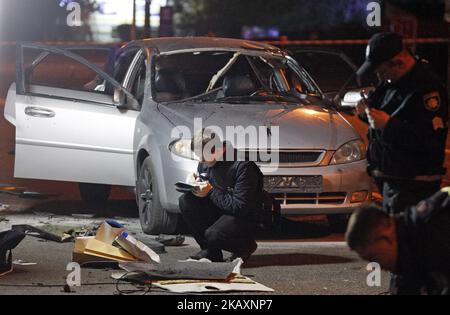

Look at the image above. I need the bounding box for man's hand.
[193,182,213,198]
[367,108,391,130]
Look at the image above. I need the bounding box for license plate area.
[263,176,323,193]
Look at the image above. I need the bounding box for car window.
[24,48,112,94]
[293,51,357,93]
[130,58,146,105]
[153,51,315,103]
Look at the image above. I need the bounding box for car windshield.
[153,51,318,104]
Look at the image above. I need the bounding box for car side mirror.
[113,88,127,108]
[340,87,374,108]
[341,90,362,108]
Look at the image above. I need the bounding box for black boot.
[225,240,257,263]
[189,248,224,262]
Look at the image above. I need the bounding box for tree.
[176,0,377,39]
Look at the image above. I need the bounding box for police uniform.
[179,160,263,262]
[357,33,449,214]
[391,190,450,295]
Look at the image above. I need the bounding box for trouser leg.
[204,215,257,257]
[179,193,221,250]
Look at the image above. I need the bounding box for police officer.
[178,129,262,263]
[356,32,448,214]
[346,189,450,295]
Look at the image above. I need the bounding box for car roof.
[123,37,283,55]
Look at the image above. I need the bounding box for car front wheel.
[137,157,177,235]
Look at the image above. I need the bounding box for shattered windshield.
[153,51,318,104]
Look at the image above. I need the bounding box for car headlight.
[168,139,199,161]
[330,140,366,165]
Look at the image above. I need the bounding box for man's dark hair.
[346,203,390,250]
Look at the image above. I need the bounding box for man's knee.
[179,193,200,214]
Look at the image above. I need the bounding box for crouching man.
[346,189,450,295]
[179,129,263,263]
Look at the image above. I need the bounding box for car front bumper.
[260,159,371,215]
[161,154,371,216]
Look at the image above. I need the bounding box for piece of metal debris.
[155,234,185,246]
[13,259,37,266]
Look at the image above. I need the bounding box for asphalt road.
[0,213,390,295]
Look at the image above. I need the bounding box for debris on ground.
[73,220,162,266]
[0,230,26,277]
[0,217,9,223]
[116,232,161,263]
[0,184,60,200]
[13,224,74,243]
[112,259,274,294]
[151,275,274,293]
[0,204,9,212]
[155,234,185,246]
[118,259,241,280]
[12,259,37,266]
[11,224,98,243]
[139,238,165,254]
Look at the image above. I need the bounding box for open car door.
[289,48,377,104]
[4,43,141,186]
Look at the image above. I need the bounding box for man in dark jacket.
[346,189,450,295]
[356,32,448,214]
[179,129,263,262]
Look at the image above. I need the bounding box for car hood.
[158,102,359,150]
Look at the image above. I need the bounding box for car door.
[6,43,142,186]
[291,48,378,106]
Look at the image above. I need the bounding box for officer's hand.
[367,108,390,130]
[187,172,198,185]
[193,181,213,198]
[355,100,369,117]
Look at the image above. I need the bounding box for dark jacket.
[361,60,448,178]
[198,161,264,222]
[392,191,450,295]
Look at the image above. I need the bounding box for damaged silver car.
[4,38,371,234]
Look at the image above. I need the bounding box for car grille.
[236,150,324,165]
[272,192,347,205]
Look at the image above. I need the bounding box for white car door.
[5,43,142,186]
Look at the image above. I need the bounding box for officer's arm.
[209,163,260,217]
[382,91,447,150]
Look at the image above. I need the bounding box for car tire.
[327,214,350,233]
[137,157,177,235]
[79,183,111,205]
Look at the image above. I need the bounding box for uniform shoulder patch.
[423,91,441,111]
